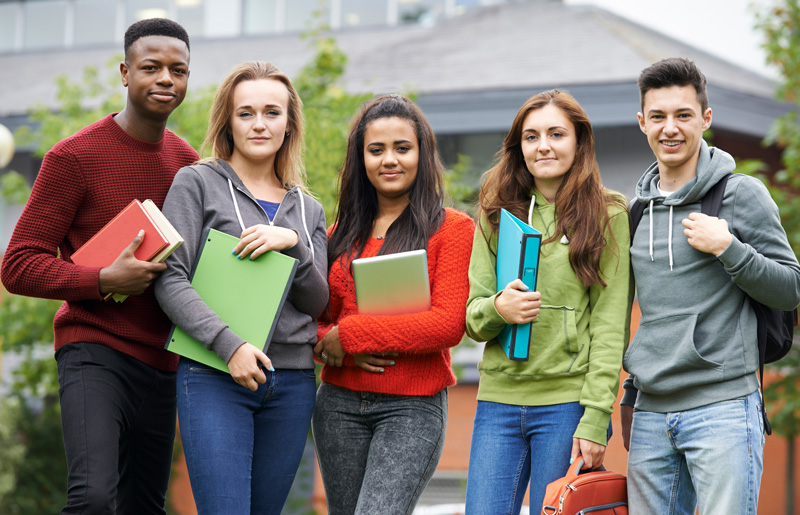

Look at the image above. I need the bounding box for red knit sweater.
[1,114,198,371]
[318,208,475,396]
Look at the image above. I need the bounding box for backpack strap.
[629,172,732,238]
[629,200,646,237]
[700,173,731,218]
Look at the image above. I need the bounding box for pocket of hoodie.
[526,304,586,375]
[624,313,724,395]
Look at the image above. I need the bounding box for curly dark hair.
[124,18,190,57]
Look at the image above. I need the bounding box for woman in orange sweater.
[312,94,474,514]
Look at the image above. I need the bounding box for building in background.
[0,1,795,512]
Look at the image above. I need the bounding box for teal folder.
[165,228,298,373]
[496,208,542,361]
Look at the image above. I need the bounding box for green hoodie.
[466,189,631,445]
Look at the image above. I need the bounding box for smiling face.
[520,103,577,193]
[228,78,290,167]
[363,116,419,206]
[120,35,189,122]
[638,84,712,178]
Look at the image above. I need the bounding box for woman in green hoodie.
[464,90,631,514]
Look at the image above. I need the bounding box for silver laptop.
[352,249,431,316]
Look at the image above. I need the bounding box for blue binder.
[496,208,542,361]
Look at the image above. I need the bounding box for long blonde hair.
[201,61,306,190]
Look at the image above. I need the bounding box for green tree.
[295,27,372,223]
[752,2,800,514]
[0,177,65,513]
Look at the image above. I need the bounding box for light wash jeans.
[311,382,447,515]
[176,358,317,515]
[464,400,606,515]
[627,389,765,515]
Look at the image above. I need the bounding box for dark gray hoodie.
[622,140,800,413]
[154,159,328,369]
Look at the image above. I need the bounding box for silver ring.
[321,353,328,359]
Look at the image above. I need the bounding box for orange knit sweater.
[318,208,475,396]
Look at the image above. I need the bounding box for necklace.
[375,235,384,240]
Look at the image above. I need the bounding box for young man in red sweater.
[1,18,198,514]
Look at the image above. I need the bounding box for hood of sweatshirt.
[634,139,736,206]
[632,140,736,271]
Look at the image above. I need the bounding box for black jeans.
[56,342,177,515]
[312,382,447,515]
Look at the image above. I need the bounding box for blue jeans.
[176,358,316,515]
[311,382,447,515]
[627,390,765,515]
[465,400,604,515]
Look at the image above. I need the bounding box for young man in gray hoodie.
[620,57,800,515]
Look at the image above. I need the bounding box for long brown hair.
[328,94,445,271]
[479,89,625,287]
[200,61,306,190]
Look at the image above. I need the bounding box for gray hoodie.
[621,140,800,413]
[154,159,328,369]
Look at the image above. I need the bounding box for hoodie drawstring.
[228,178,247,232]
[647,199,674,271]
[648,199,654,262]
[527,195,535,227]
[667,205,674,271]
[227,178,315,263]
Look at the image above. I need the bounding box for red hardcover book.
[71,199,169,268]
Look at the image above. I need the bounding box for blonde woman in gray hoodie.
[155,61,328,515]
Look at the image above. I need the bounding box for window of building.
[243,0,280,35]
[127,0,170,24]
[205,0,240,37]
[73,0,118,47]
[0,2,20,52]
[454,0,483,16]
[176,0,204,39]
[340,0,387,28]
[23,0,68,50]
[398,0,445,25]
[285,0,327,33]
[397,0,445,25]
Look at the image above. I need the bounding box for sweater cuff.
[213,328,247,364]
[574,406,610,446]
[281,230,309,264]
[84,266,106,300]
[620,376,638,407]
[717,236,747,268]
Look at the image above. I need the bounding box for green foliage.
[0,171,31,205]
[752,0,800,443]
[0,295,62,399]
[296,26,372,223]
[15,55,125,158]
[765,348,800,435]
[0,397,66,514]
[444,153,479,217]
[168,84,218,153]
[0,173,65,512]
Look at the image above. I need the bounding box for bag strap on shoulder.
[629,173,731,238]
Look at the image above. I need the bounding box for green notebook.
[165,228,298,373]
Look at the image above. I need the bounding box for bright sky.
[565,0,777,79]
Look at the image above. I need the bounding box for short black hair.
[638,57,708,113]
[124,18,190,58]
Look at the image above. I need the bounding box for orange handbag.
[541,458,627,515]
